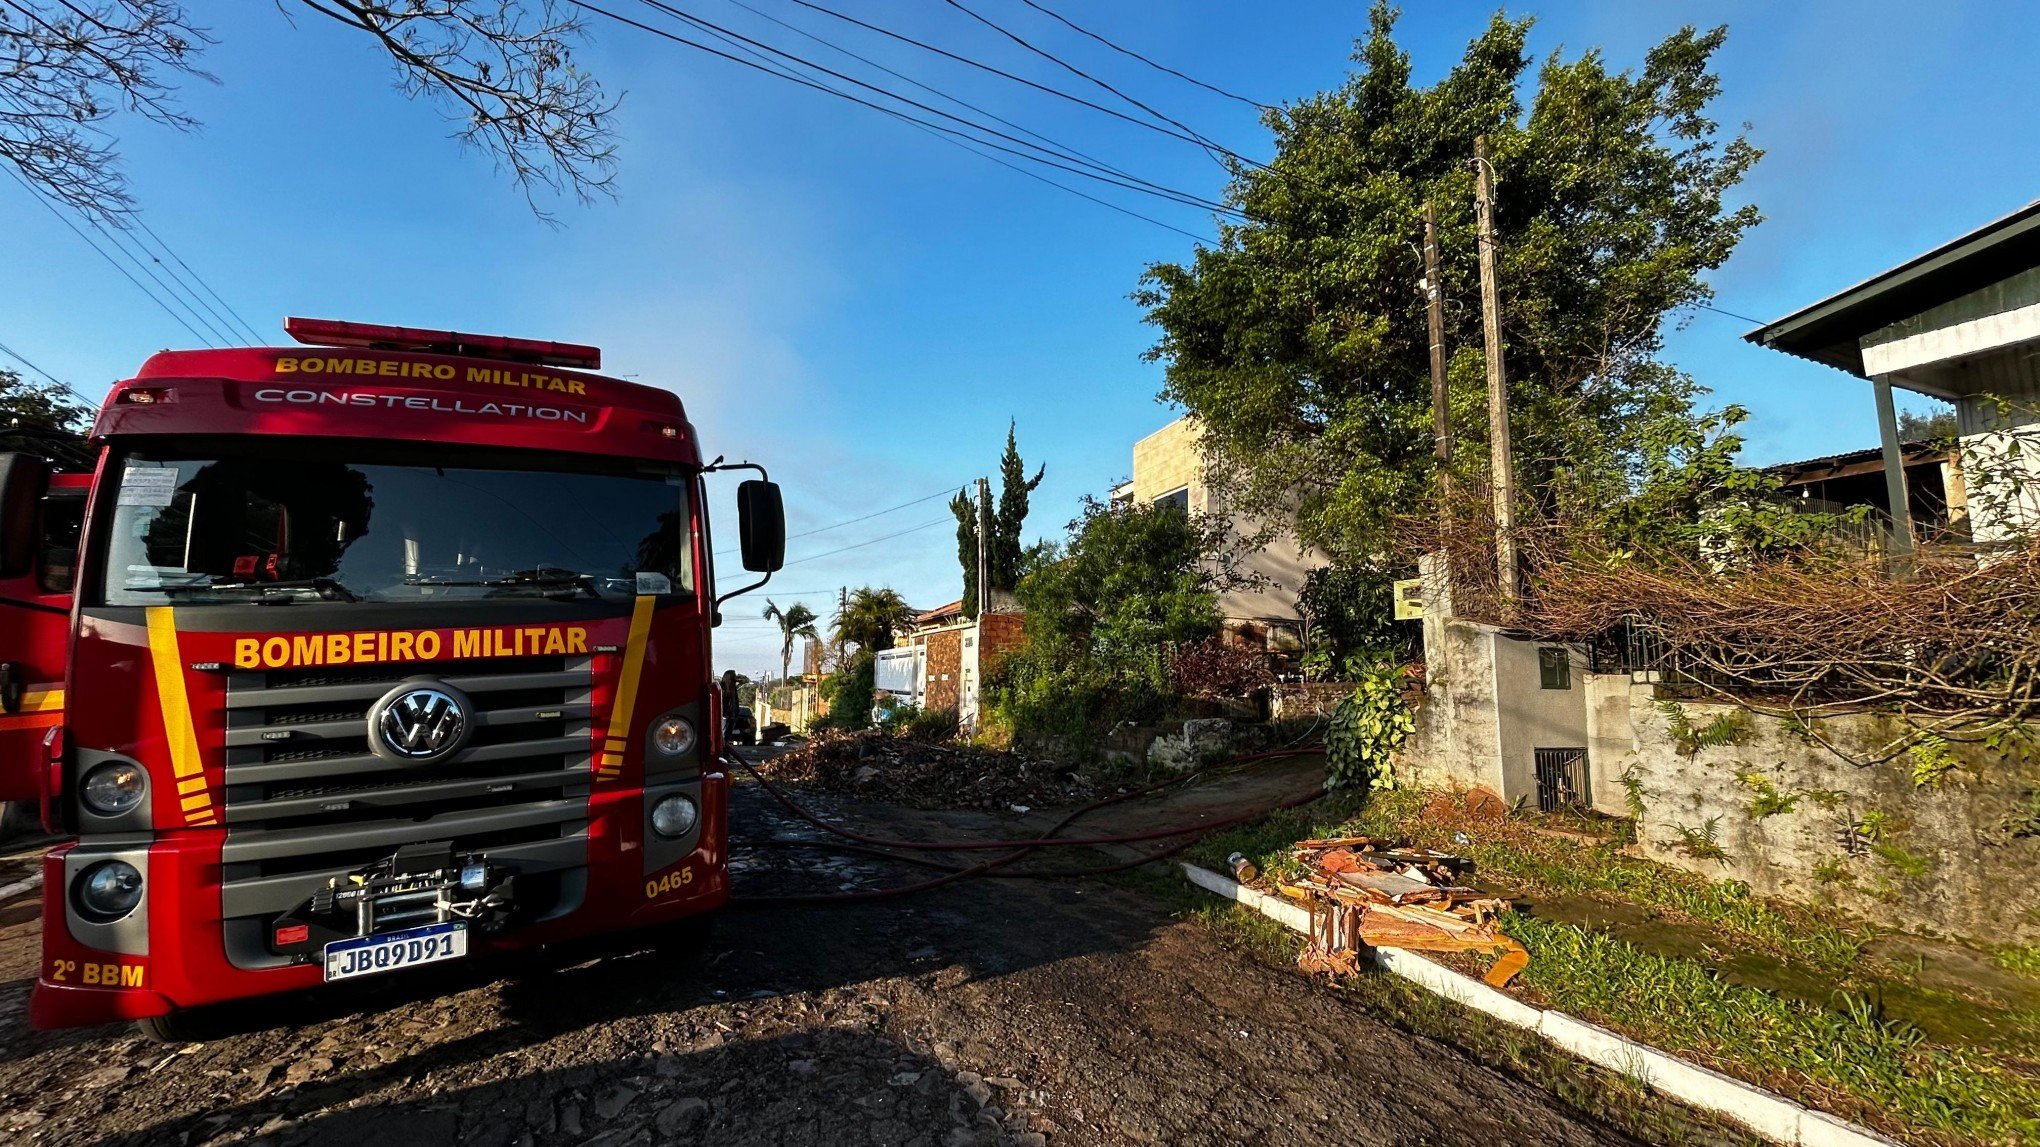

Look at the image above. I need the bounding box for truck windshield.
[97,444,694,606]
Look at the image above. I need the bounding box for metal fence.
[1533,747,1591,812]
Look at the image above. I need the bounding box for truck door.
[0,464,85,805]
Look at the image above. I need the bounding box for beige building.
[1114,416,1326,650]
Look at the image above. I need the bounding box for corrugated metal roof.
[1744,199,2040,376]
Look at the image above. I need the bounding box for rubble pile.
[1279,836,1529,987]
[754,731,1098,810]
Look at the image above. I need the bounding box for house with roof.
[1112,416,1327,657]
[1747,199,2040,549]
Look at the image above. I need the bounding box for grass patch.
[1185,900,1765,1147]
[1176,786,2040,1144]
[1192,786,1864,970]
[1995,943,2040,979]
[1503,914,2040,1145]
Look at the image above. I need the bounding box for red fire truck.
[0,318,783,1037]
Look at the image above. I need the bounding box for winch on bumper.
[266,842,523,962]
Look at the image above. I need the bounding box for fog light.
[78,861,144,920]
[651,794,698,839]
[650,715,697,758]
[80,760,146,816]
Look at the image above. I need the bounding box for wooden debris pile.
[1279,836,1528,987]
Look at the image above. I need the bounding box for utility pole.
[1422,200,1453,533]
[836,586,848,667]
[975,477,992,616]
[1473,135,1519,604]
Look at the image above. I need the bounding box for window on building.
[1538,646,1571,690]
[1534,748,1590,811]
[1153,487,1190,515]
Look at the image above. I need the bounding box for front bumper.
[30,773,729,1030]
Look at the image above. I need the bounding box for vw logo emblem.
[367,682,472,764]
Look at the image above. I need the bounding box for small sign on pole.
[1393,578,1426,621]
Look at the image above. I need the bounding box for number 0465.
[645,867,694,898]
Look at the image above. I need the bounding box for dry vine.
[1400,494,2040,767]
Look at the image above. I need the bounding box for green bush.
[1324,664,1412,791]
[985,497,1223,746]
[814,653,875,731]
[876,703,959,742]
[1298,561,1417,672]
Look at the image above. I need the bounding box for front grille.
[217,654,594,964]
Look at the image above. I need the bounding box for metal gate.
[1533,747,1590,812]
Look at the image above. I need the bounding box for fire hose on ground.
[721,745,1328,905]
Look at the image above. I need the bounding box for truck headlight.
[651,794,698,838]
[77,861,144,920]
[650,715,697,758]
[81,760,147,816]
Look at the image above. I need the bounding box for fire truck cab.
[2,318,783,1036]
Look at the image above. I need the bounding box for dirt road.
[0,761,1675,1146]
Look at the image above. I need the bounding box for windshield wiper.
[126,576,361,603]
[405,567,602,598]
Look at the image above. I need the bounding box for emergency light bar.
[283,317,602,370]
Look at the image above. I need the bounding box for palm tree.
[762,600,820,686]
[833,586,914,654]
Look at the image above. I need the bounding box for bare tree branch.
[292,0,619,219]
[0,0,618,222]
[0,0,212,220]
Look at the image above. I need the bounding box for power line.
[1012,0,1272,110]
[0,166,218,347]
[781,516,953,567]
[0,338,96,407]
[714,486,963,558]
[617,0,1245,218]
[130,217,266,343]
[716,0,1146,186]
[787,0,1262,172]
[1688,301,1767,326]
[699,0,1213,240]
[937,0,1237,168]
[85,214,239,347]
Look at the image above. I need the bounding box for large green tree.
[1137,5,1760,562]
[949,423,1045,618]
[0,368,91,467]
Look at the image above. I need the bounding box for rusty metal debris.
[1281,836,1528,987]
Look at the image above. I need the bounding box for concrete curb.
[1179,862,1899,1147]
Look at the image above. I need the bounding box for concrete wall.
[1582,673,1638,815]
[1491,638,1588,802]
[1399,617,1505,796]
[1616,693,2040,944]
[1401,613,1598,811]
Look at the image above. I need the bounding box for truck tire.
[136,1013,198,1044]
[0,801,39,844]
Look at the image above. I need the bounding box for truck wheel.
[136,1013,199,1044]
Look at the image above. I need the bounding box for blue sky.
[2,1,2032,677]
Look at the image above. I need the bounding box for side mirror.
[0,453,51,579]
[737,480,785,573]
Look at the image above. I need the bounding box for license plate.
[323,922,467,982]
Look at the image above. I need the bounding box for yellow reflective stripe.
[20,687,64,713]
[597,596,656,780]
[146,607,216,825]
